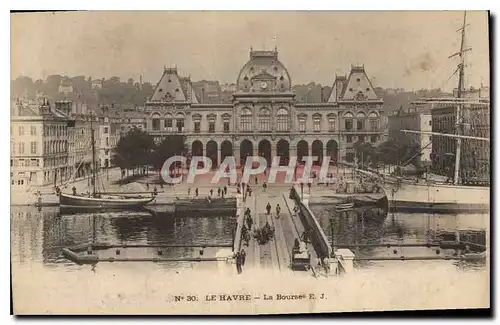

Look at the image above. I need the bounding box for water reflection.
[11,206,237,266]
[309,204,488,268]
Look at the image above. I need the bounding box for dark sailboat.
[59,114,154,209]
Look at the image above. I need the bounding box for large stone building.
[143,48,386,167]
[11,99,70,190]
[412,93,490,185]
[388,106,432,166]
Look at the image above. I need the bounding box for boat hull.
[355,169,490,213]
[386,183,490,214]
[59,193,155,209]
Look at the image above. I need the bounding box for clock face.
[260,81,268,90]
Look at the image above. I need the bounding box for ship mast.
[448,11,471,185]
[90,113,97,197]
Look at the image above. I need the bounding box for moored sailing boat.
[59,114,155,209]
[379,12,490,213]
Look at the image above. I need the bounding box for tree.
[112,128,155,177]
[151,135,187,176]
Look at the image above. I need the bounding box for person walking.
[72,186,77,196]
[195,188,199,197]
[188,187,191,196]
[146,182,149,190]
[240,249,246,266]
[247,186,252,197]
[275,204,281,219]
[210,188,214,197]
[262,182,267,192]
[235,251,242,274]
[217,187,221,197]
[246,215,253,231]
[266,202,271,215]
[224,185,227,196]
[153,186,158,197]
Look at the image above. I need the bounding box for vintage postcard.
[10,11,490,315]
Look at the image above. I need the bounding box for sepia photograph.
[9,10,490,315]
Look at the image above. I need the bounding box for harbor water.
[11,205,489,313]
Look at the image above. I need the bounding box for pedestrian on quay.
[308,182,312,194]
[153,186,158,196]
[302,231,309,244]
[247,185,252,197]
[255,176,258,185]
[217,187,221,196]
[246,215,253,231]
[210,188,214,197]
[235,251,242,274]
[188,187,191,196]
[146,182,149,190]
[276,204,281,219]
[262,182,267,192]
[240,249,246,266]
[266,202,271,215]
[224,185,228,196]
[72,186,77,196]
[195,188,199,197]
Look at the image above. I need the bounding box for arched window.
[277,108,290,132]
[164,114,173,131]
[175,114,184,132]
[369,111,379,131]
[151,113,161,131]
[240,108,252,132]
[356,112,366,130]
[344,112,354,131]
[259,108,271,132]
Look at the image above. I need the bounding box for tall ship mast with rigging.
[375,12,490,213]
[58,113,155,210]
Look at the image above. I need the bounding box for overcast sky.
[11,11,489,91]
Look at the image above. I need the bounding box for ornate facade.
[144,49,386,167]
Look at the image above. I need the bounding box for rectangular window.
[357,120,364,130]
[345,119,353,131]
[166,119,173,128]
[194,122,201,133]
[223,121,230,133]
[19,142,25,154]
[19,126,24,136]
[152,119,161,131]
[30,141,36,154]
[313,119,321,132]
[104,127,109,134]
[209,122,215,133]
[30,126,36,136]
[328,119,336,132]
[177,119,184,132]
[106,137,109,146]
[299,120,306,132]
[347,135,353,143]
[370,119,379,131]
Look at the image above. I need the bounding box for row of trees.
[111,128,187,178]
[354,139,423,172]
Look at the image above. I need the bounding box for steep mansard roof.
[149,68,198,103]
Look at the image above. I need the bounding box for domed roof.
[236,48,292,93]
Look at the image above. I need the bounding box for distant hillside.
[11,75,451,112]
